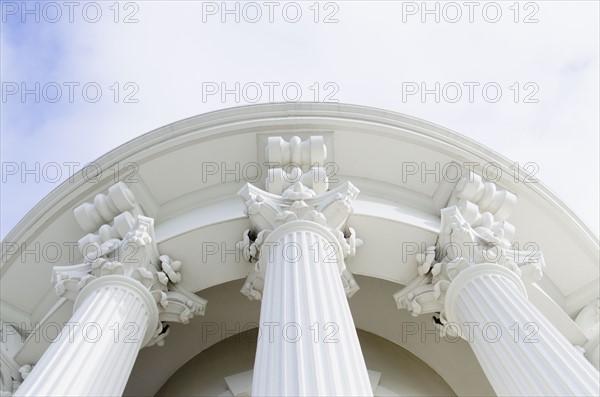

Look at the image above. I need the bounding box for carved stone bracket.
[394,173,544,336]
[52,182,207,347]
[264,135,329,197]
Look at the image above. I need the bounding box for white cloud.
[1,0,598,238]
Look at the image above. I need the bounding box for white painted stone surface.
[446,265,600,397]
[14,276,154,396]
[0,104,597,396]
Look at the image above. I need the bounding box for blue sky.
[1,0,599,239]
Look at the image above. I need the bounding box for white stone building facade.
[1,103,598,396]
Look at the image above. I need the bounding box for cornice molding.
[4,103,596,270]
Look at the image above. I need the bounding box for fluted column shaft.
[445,264,600,397]
[252,221,372,396]
[15,276,157,397]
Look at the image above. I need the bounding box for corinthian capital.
[238,180,359,233]
[0,323,23,396]
[238,135,362,300]
[52,182,207,347]
[394,172,544,329]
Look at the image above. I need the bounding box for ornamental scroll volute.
[394,172,544,335]
[52,182,207,347]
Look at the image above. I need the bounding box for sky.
[1,0,599,240]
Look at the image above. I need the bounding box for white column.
[240,135,369,395]
[14,276,158,397]
[445,264,600,397]
[252,221,372,397]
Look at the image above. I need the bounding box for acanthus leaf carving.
[394,172,544,337]
[0,324,24,396]
[52,183,207,347]
[238,135,362,301]
[238,182,362,300]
